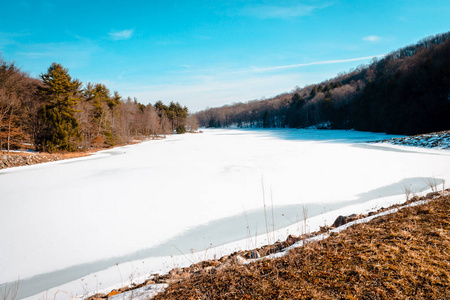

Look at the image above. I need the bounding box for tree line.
[196,31,450,135]
[0,61,198,152]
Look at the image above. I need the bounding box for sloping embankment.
[0,152,89,170]
[151,193,450,299]
[85,191,450,300]
[378,130,450,150]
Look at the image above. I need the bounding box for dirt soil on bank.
[152,194,450,300]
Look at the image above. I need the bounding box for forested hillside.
[196,32,450,135]
[0,62,198,152]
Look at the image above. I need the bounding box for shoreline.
[84,188,450,300]
[375,130,450,150]
[0,136,166,170]
[8,187,447,300]
[155,192,450,299]
[0,151,93,170]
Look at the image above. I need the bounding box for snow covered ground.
[1,128,449,300]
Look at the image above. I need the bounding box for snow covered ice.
[1,128,449,300]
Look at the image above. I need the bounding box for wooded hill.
[0,61,198,152]
[195,31,450,135]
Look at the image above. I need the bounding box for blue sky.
[1,0,449,112]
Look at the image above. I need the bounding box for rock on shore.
[0,152,89,170]
[0,153,61,169]
[378,130,450,150]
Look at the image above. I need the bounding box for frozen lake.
[1,128,449,299]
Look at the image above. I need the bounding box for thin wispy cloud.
[108,29,134,41]
[226,55,385,75]
[363,35,382,42]
[118,71,126,80]
[16,42,99,59]
[14,41,100,75]
[114,72,313,112]
[110,53,382,112]
[0,32,29,49]
[241,3,331,19]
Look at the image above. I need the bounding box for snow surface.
[1,128,449,300]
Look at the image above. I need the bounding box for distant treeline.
[0,62,198,152]
[196,31,450,135]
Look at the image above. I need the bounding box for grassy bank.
[152,194,450,299]
[0,137,157,170]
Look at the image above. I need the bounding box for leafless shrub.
[261,177,270,245]
[403,185,412,201]
[271,187,275,244]
[302,204,309,238]
[1,280,19,300]
[116,263,124,287]
[425,178,439,192]
[39,290,68,300]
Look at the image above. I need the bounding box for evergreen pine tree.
[309,86,318,98]
[37,63,82,152]
[167,101,188,133]
[155,100,169,117]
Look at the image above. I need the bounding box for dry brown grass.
[0,150,92,158]
[153,195,450,300]
[52,151,93,159]
[0,140,149,169]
